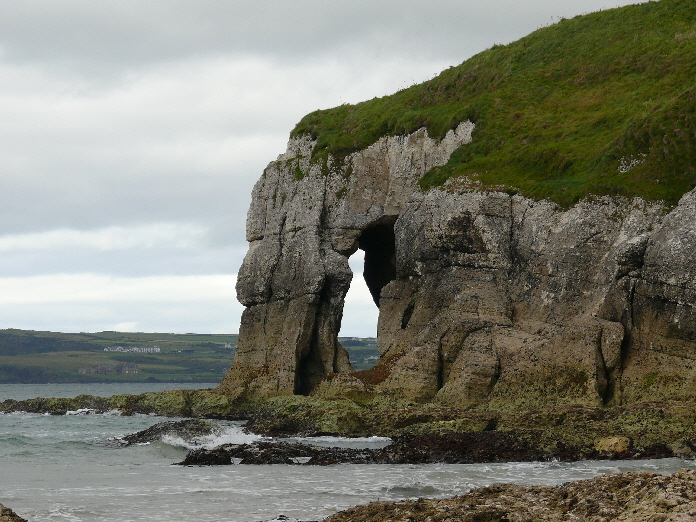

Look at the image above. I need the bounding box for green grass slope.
[291,0,696,207]
[0,329,238,383]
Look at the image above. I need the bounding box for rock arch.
[218,118,696,407]
[218,123,475,401]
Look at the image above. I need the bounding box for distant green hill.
[0,329,238,384]
[292,0,696,207]
[0,330,379,383]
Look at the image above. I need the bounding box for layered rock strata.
[220,123,696,408]
[221,123,475,400]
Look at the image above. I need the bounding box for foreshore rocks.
[5,391,696,464]
[0,389,241,418]
[219,122,696,411]
[121,419,220,445]
[177,430,676,467]
[244,397,696,459]
[0,504,27,522]
[324,468,696,522]
[177,399,696,465]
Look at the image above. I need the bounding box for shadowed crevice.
[358,222,397,306]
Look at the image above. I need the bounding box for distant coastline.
[0,329,377,384]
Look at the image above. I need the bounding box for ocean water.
[1,384,695,522]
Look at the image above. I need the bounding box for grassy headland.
[291,0,696,207]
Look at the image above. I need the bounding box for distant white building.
[104,346,160,353]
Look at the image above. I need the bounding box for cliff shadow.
[358,221,397,306]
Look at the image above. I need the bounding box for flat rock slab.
[176,429,678,466]
[178,441,377,466]
[325,468,696,522]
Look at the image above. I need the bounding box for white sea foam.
[66,408,98,415]
[198,424,265,449]
[3,384,696,522]
[282,434,392,449]
[159,422,265,450]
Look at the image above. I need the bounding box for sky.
[0,0,645,336]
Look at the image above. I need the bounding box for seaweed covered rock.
[0,504,27,522]
[121,419,220,445]
[325,469,696,522]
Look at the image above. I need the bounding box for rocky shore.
[4,469,696,521]
[5,391,696,464]
[5,397,696,521]
[0,504,26,522]
[324,468,696,522]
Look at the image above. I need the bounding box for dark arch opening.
[358,222,397,306]
[335,220,397,373]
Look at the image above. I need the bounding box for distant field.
[0,329,379,383]
[0,329,238,384]
[340,338,380,370]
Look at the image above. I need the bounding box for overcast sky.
[0,0,643,336]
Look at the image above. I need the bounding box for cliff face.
[220,123,475,400]
[219,124,696,408]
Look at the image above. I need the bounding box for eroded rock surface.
[220,123,696,408]
[220,123,475,400]
[324,469,696,522]
[0,504,27,522]
[121,419,219,445]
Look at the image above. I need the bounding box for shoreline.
[4,469,696,521]
[3,393,696,521]
[3,391,696,464]
[324,468,696,522]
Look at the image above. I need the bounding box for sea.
[1,383,695,522]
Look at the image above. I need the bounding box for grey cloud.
[0,298,242,334]
[0,1,642,72]
[0,243,248,278]
[0,0,645,333]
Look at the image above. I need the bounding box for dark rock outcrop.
[121,419,219,445]
[219,122,696,409]
[178,440,377,466]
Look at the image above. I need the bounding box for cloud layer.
[0,1,641,334]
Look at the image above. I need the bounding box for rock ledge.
[325,468,696,522]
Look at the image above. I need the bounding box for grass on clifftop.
[291,0,696,207]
